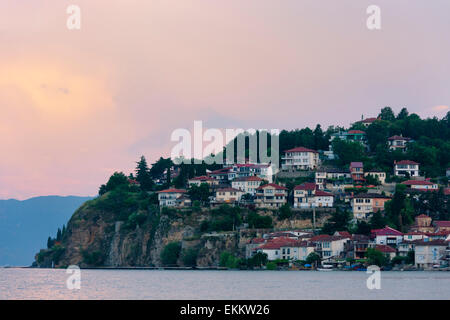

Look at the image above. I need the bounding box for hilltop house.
[331,130,367,144]
[409,214,434,233]
[371,226,403,246]
[401,180,438,191]
[414,240,448,269]
[255,183,288,208]
[293,183,334,208]
[394,160,419,177]
[225,163,275,183]
[315,168,352,190]
[349,162,364,183]
[357,117,378,128]
[351,193,391,220]
[281,147,319,171]
[364,169,386,185]
[231,176,263,196]
[214,188,244,204]
[388,135,412,151]
[157,188,187,207]
[188,176,219,188]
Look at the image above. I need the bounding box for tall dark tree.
[56,228,62,242]
[397,107,409,120]
[135,156,154,191]
[378,106,395,122]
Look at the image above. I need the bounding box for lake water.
[0,268,449,300]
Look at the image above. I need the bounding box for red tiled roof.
[216,187,242,193]
[402,180,435,186]
[233,176,263,182]
[360,117,378,123]
[257,183,287,191]
[375,245,396,253]
[434,221,450,228]
[347,130,366,134]
[336,231,352,239]
[445,188,450,196]
[157,188,187,193]
[310,234,348,242]
[416,214,431,219]
[294,183,316,191]
[371,226,403,236]
[315,190,334,197]
[190,175,215,181]
[395,160,419,165]
[352,193,391,199]
[411,239,448,246]
[388,135,411,141]
[284,147,318,153]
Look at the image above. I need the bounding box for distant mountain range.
[0,196,93,266]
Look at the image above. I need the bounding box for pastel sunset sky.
[1,1,449,199]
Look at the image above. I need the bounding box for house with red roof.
[157,188,187,207]
[255,183,288,208]
[409,214,434,233]
[281,147,319,171]
[214,187,244,204]
[388,135,412,151]
[394,160,419,177]
[188,175,219,188]
[371,226,403,246]
[375,244,397,260]
[357,117,379,128]
[231,176,263,196]
[434,221,450,232]
[401,179,438,191]
[293,183,334,208]
[255,237,297,260]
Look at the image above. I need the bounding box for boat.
[317,264,333,271]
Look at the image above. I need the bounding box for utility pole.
[313,208,316,233]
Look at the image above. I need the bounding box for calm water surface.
[0,269,449,300]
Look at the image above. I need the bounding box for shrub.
[266,262,277,270]
[181,248,199,267]
[160,242,181,266]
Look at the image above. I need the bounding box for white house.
[231,176,263,196]
[293,183,333,208]
[401,180,438,191]
[281,147,319,171]
[394,160,419,177]
[351,194,391,220]
[388,135,412,151]
[157,188,187,207]
[256,237,297,260]
[280,241,315,261]
[414,240,448,269]
[310,235,350,260]
[215,188,244,203]
[371,226,403,246]
[255,183,288,208]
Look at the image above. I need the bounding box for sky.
[1,1,449,200]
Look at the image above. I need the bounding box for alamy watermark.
[366,265,381,290]
[66,265,81,290]
[170,121,280,167]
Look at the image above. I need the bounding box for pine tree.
[56,228,62,242]
[47,237,53,249]
[135,156,154,191]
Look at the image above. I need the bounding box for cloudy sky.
[1,0,449,199]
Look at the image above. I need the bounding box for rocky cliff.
[35,190,330,268]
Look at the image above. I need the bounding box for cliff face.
[35,191,329,268]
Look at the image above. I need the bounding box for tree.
[366,248,388,267]
[321,207,351,235]
[369,211,387,230]
[247,211,273,228]
[378,107,395,122]
[219,251,238,269]
[188,183,211,204]
[181,248,198,267]
[135,156,154,191]
[397,107,409,120]
[384,184,414,231]
[331,139,365,166]
[306,252,321,267]
[160,242,181,266]
[250,252,268,268]
[278,204,292,220]
[99,172,129,195]
[56,228,62,242]
[47,237,54,249]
